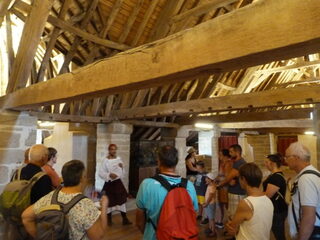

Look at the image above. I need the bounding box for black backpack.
[35,187,86,240]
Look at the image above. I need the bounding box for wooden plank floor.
[104,210,229,239]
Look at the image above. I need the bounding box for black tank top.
[186,157,198,176]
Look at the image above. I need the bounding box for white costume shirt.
[288,165,320,237]
[98,156,124,182]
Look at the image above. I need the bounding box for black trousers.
[272,211,287,240]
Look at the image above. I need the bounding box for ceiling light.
[195,122,214,130]
[37,121,55,127]
[304,131,315,135]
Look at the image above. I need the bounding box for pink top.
[43,164,61,187]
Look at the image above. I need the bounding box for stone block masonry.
[0,111,37,238]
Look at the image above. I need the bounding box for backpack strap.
[152,175,172,192]
[26,171,47,190]
[291,169,320,231]
[51,187,87,214]
[273,172,287,202]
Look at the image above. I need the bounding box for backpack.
[150,175,199,240]
[0,168,46,225]
[291,170,320,231]
[35,187,86,240]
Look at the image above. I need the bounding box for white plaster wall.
[44,123,73,177]
[238,133,254,163]
[72,134,88,168]
[198,131,213,156]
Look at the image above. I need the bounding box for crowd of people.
[1,141,320,240]
[137,142,320,240]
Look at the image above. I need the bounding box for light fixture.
[37,121,55,127]
[310,112,313,120]
[195,122,214,130]
[304,131,315,135]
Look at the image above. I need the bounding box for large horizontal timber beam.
[219,119,312,129]
[29,111,179,128]
[1,0,320,110]
[112,85,319,120]
[176,108,313,124]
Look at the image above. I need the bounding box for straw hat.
[187,147,197,154]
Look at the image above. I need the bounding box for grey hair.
[287,142,311,162]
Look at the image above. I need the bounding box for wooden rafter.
[0,0,14,26]
[12,1,130,51]
[170,0,238,24]
[1,0,320,109]
[36,0,73,82]
[112,85,320,120]
[5,13,14,77]
[177,108,312,124]
[132,0,160,46]
[6,0,55,93]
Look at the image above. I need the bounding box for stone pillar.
[44,123,73,177]
[313,105,320,169]
[44,122,96,184]
[298,134,317,167]
[95,123,133,191]
[269,133,277,154]
[238,132,254,163]
[198,130,214,156]
[175,126,193,177]
[211,126,221,176]
[247,134,270,168]
[0,111,37,193]
[0,111,37,239]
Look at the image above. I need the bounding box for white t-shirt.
[236,195,274,240]
[288,165,320,237]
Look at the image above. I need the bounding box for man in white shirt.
[286,142,320,240]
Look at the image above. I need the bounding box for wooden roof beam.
[0,0,14,26]
[112,85,319,120]
[170,0,238,24]
[1,0,320,109]
[219,119,312,129]
[176,108,312,124]
[6,0,54,93]
[12,1,130,51]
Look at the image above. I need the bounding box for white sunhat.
[206,172,217,180]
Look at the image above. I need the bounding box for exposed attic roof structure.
[0,0,320,139]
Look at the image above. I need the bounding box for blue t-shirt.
[136,174,198,240]
[228,158,246,195]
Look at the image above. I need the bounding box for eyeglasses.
[284,155,295,160]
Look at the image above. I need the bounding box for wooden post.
[313,104,320,169]
[0,0,14,26]
[6,0,54,93]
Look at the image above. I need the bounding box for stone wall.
[0,111,37,239]
[247,134,271,169]
[0,111,37,193]
[95,123,132,191]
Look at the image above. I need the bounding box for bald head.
[29,144,48,167]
